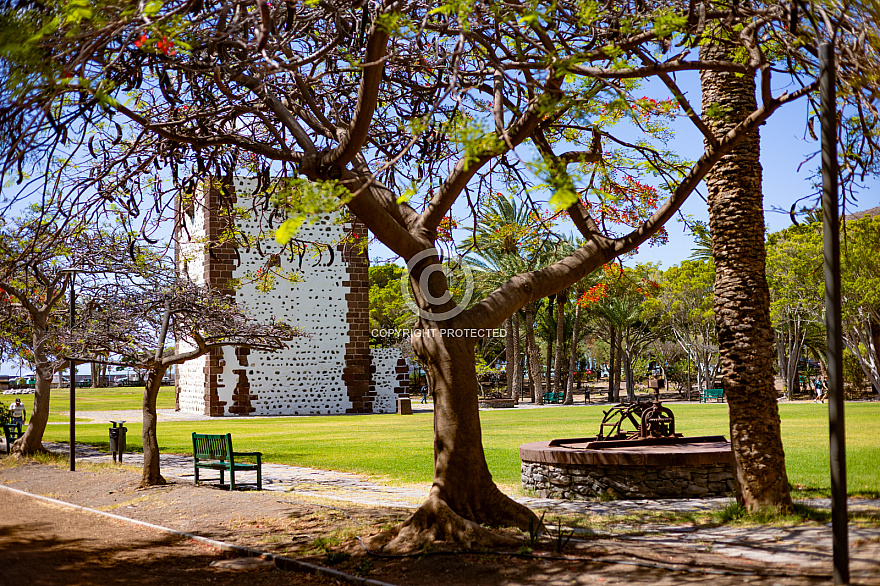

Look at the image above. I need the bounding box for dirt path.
[1,459,878,585]
[0,489,336,586]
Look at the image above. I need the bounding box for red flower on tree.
[157,36,176,56]
[437,216,457,242]
[578,283,608,307]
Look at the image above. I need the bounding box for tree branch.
[323,0,395,169]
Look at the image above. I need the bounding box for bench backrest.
[192,433,233,461]
[704,388,724,396]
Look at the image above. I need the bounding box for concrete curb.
[0,483,398,586]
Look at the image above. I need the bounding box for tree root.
[138,474,167,489]
[365,495,525,554]
[10,442,49,457]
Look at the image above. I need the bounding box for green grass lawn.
[37,392,880,496]
[40,386,176,422]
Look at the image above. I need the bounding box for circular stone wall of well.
[519,440,736,500]
[478,398,516,409]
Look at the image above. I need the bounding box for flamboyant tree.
[3,0,879,547]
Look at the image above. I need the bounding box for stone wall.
[521,461,736,500]
[369,347,410,414]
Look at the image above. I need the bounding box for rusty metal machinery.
[548,389,726,450]
[596,389,679,442]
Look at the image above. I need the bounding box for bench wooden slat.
[192,432,262,490]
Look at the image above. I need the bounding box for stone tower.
[175,178,408,416]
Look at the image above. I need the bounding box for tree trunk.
[623,351,636,402]
[607,325,616,401]
[505,316,514,398]
[12,324,52,456]
[511,313,522,404]
[373,324,541,551]
[140,366,169,487]
[564,302,582,404]
[776,323,805,401]
[91,362,99,388]
[872,318,880,397]
[609,329,623,402]
[701,43,793,511]
[544,332,553,395]
[525,308,544,404]
[553,293,566,395]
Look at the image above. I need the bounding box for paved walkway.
[42,441,880,575]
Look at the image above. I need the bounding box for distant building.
[175,179,408,416]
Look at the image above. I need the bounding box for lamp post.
[820,42,849,585]
[65,272,76,471]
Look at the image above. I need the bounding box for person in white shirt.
[9,398,26,432]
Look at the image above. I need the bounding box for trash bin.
[109,420,127,463]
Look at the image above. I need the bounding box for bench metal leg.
[194,465,200,485]
[230,468,235,491]
[256,466,261,491]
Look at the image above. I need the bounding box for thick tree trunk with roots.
[140,366,169,487]
[370,323,541,552]
[12,325,52,456]
[701,43,793,511]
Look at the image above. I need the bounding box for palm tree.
[463,194,562,403]
[588,295,657,402]
[700,42,793,511]
[689,222,713,262]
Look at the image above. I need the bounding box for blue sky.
[369,73,877,270]
[3,72,877,376]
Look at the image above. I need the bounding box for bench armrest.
[233,451,262,457]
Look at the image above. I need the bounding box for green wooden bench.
[699,388,725,403]
[192,432,262,490]
[3,423,23,454]
[542,391,563,404]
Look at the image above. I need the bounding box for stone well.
[478,398,516,409]
[520,439,736,500]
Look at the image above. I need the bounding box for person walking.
[9,398,26,432]
[420,385,428,404]
[815,376,827,403]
